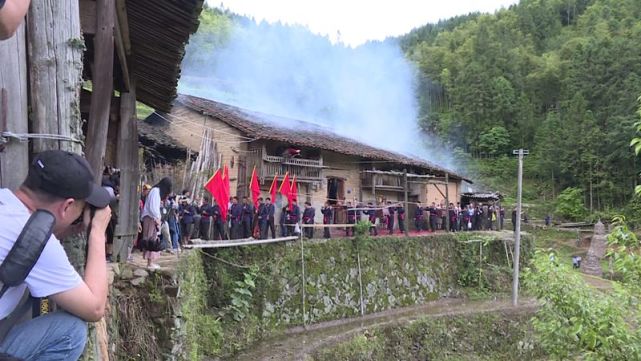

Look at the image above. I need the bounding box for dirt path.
[233,297,538,361]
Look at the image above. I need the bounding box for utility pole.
[512,149,528,306]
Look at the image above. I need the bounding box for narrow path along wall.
[198,231,533,357]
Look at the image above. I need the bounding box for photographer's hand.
[90,206,112,236]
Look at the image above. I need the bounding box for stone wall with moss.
[194,232,533,357]
[310,309,545,361]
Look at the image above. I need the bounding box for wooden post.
[85,0,115,181]
[445,173,450,232]
[115,86,139,263]
[403,169,409,237]
[372,167,377,204]
[28,0,83,154]
[0,24,29,189]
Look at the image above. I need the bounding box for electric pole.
[512,148,528,306]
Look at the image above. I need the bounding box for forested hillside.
[400,0,641,210]
[183,0,641,217]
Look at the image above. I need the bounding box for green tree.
[477,126,511,156]
[555,187,588,221]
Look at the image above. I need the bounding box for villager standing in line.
[302,201,315,239]
[428,202,438,232]
[414,201,424,232]
[448,203,458,232]
[386,201,395,235]
[321,201,333,238]
[141,177,172,269]
[346,201,356,236]
[229,197,242,239]
[179,197,195,245]
[367,202,378,236]
[241,196,254,238]
[211,198,226,240]
[289,199,301,236]
[280,205,289,237]
[264,197,276,238]
[397,203,406,234]
[257,197,266,239]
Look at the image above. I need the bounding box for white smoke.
[179,18,460,172]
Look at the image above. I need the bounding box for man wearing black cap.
[0,150,112,360]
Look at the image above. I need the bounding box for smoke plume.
[179,17,459,172]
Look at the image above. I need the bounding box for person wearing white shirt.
[140,178,172,269]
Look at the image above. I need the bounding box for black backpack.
[0,210,55,356]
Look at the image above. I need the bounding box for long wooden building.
[142,94,472,222]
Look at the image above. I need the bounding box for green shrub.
[555,187,588,221]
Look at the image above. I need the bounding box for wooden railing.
[247,147,324,181]
[361,173,403,190]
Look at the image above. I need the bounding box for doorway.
[327,177,345,204]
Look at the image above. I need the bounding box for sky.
[208,0,520,46]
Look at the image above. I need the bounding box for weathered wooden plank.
[85,0,115,181]
[114,85,140,262]
[28,0,84,154]
[79,0,96,34]
[0,24,29,189]
[114,10,130,91]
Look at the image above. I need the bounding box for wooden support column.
[28,0,83,154]
[372,168,377,204]
[0,25,29,189]
[85,0,115,181]
[403,169,409,237]
[115,85,139,263]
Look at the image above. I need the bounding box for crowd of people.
[134,184,515,247]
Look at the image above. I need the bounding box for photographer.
[0,150,112,360]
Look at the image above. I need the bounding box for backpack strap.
[0,210,55,299]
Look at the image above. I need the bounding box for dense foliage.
[186,1,641,214]
[401,0,641,209]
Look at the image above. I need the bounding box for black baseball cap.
[28,150,111,208]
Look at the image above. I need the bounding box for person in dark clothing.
[254,198,269,239]
[414,201,424,232]
[241,197,254,238]
[511,209,517,232]
[280,206,289,237]
[499,207,505,230]
[387,201,395,235]
[179,198,196,245]
[264,197,276,238]
[429,202,438,232]
[367,202,378,236]
[448,203,458,232]
[199,199,212,240]
[255,197,264,239]
[229,197,243,239]
[346,201,356,236]
[289,200,301,236]
[302,201,315,239]
[474,205,482,231]
[397,204,406,234]
[211,199,226,240]
[321,202,333,238]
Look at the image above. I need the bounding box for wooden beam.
[361,169,436,178]
[115,0,131,54]
[28,0,84,154]
[85,0,115,181]
[0,24,29,189]
[114,2,130,91]
[115,84,139,262]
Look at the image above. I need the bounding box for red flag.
[250,166,261,208]
[220,164,231,220]
[204,169,221,196]
[204,169,226,219]
[289,175,298,210]
[279,172,291,205]
[268,174,278,202]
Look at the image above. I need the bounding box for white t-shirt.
[0,189,82,319]
[141,187,161,220]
